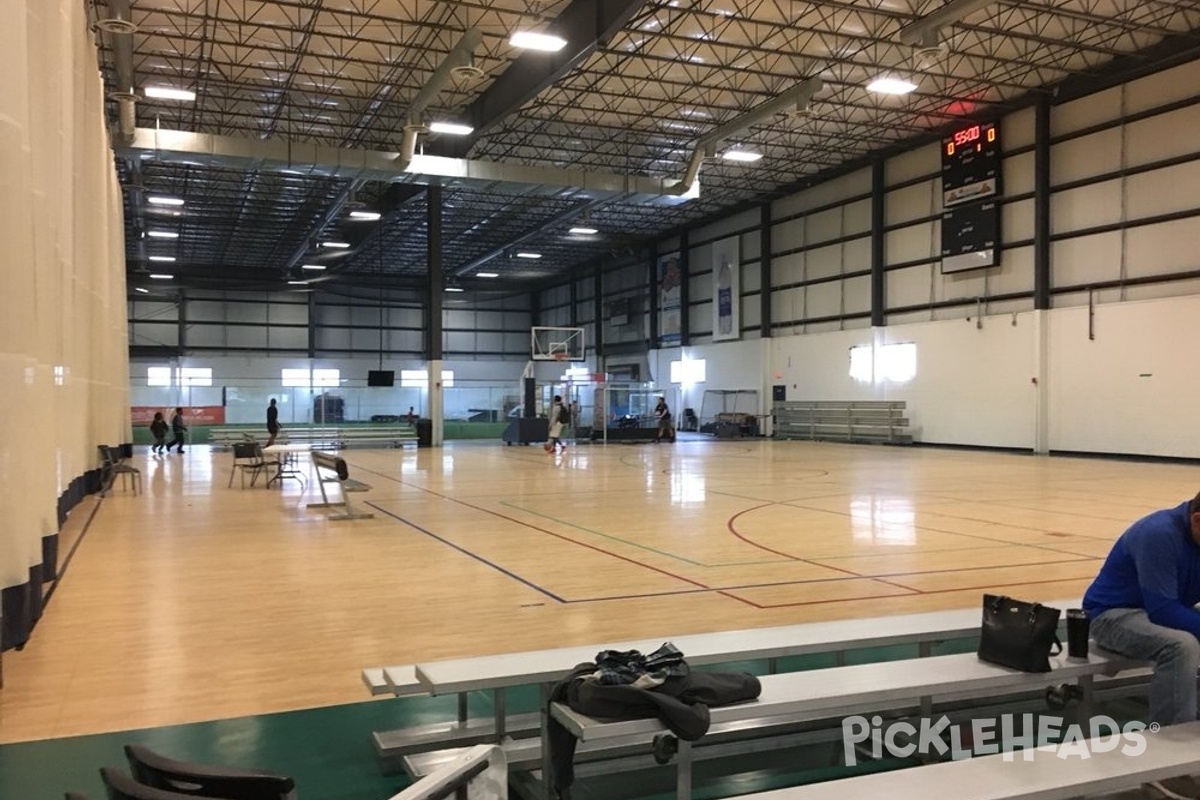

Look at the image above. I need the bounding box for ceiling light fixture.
[301,264,327,270]
[320,241,351,249]
[508,31,567,52]
[147,231,179,239]
[516,252,542,259]
[867,76,918,95]
[149,255,176,262]
[348,210,381,221]
[569,226,599,235]
[287,280,309,285]
[476,272,499,278]
[134,287,150,293]
[147,196,184,206]
[149,273,174,279]
[721,150,763,162]
[429,121,475,136]
[445,286,465,293]
[143,86,197,102]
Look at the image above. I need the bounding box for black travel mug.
[1066,608,1090,659]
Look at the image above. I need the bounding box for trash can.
[416,419,432,447]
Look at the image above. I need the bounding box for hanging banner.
[658,252,682,347]
[712,236,740,341]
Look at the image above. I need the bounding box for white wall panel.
[315,328,351,350]
[772,286,805,322]
[843,274,871,314]
[1051,127,1122,184]
[1050,230,1123,287]
[807,243,843,281]
[934,264,990,303]
[887,263,935,310]
[1126,217,1200,278]
[844,198,872,234]
[267,302,308,325]
[1125,60,1200,115]
[1005,106,1036,150]
[227,326,268,349]
[1051,179,1123,232]
[1053,84,1122,137]
[315,304,351,325]
[773,217,805,251]
[1003,196,1035,242]
[1126,160,1200,219]
[806,280,842,319]
[1004,150,1035,196]
[888,142,939,185]
[807,208,843,243]
[773,251,804,285]
[1125,105,1200,167]
[268,328,308,350]
[886,182,935,226]
[886,223,936,265]
[843,236,871,270]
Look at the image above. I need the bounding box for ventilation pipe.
[897,0,995,46]
[672,76,823,195]
[95,0,139,144]
[398,28,483,169]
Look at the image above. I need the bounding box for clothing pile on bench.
[547,642,762,795]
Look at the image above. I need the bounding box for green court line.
[500,502,786,567]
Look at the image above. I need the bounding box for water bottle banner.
[712,236,740,342]
[658,253,683,347]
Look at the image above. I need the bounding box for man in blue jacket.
[1084,493,1200,729]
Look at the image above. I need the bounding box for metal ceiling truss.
[93,0,1200,295]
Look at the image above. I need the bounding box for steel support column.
[870,161,886,328]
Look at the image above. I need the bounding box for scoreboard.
[942,121,1000,208]
[941,121,1001,273]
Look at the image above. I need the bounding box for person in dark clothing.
[166,407,187,454]
[149,412,168,455]
[654,396,673,443]
[266,398,280,447]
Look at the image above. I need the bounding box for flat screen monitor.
[367,370,394,387]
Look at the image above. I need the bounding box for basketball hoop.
[553,353,567,362]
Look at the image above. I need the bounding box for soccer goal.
[698,389,760,436]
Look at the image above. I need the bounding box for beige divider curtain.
[1,0,129,650]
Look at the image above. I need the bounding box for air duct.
[99,0,138,144]
[671,77,823,194]
[897,0,995,47]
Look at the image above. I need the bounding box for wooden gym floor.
[2,437,1195,746]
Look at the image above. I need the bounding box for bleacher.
[209,424,416,450]
[773,400,912,444]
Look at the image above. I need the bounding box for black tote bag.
[977,594,1063,673]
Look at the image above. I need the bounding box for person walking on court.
[149,412,168,455]
[546,395,567,454]
[166,407,187,454]
[1083,491,1200,800]
[654,396,673,443]
[266,398,280,447]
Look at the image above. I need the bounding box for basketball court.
[2,437,1192,745]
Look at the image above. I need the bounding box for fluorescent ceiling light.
[287,280,308,285]
[721,150,762,162]
[320,241,350,249]
[445,286,465,292]
[509,31,567,51]
[569,226,598,235]
[476,272,499,278]
[867,76,918,95]
[149,255,176,262]
[143,86,197,101]
[147,196,184,206]
[348,210,381,221]
[147,231,179,239]
[516,252,542,259]
[301,264,326,270]
[429,121,474,136]
[134,287,150,293]
[149,273,174,279]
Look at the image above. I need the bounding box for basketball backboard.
[531,326,585,361]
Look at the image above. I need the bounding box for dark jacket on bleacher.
[546,659,761,796]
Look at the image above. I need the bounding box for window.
[148,367,172,387]
[53,365,66,386]
[849,343,916,383]
[281,368,340,387]
[670,359,706,384]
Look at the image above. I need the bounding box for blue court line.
[365,500,567,604]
